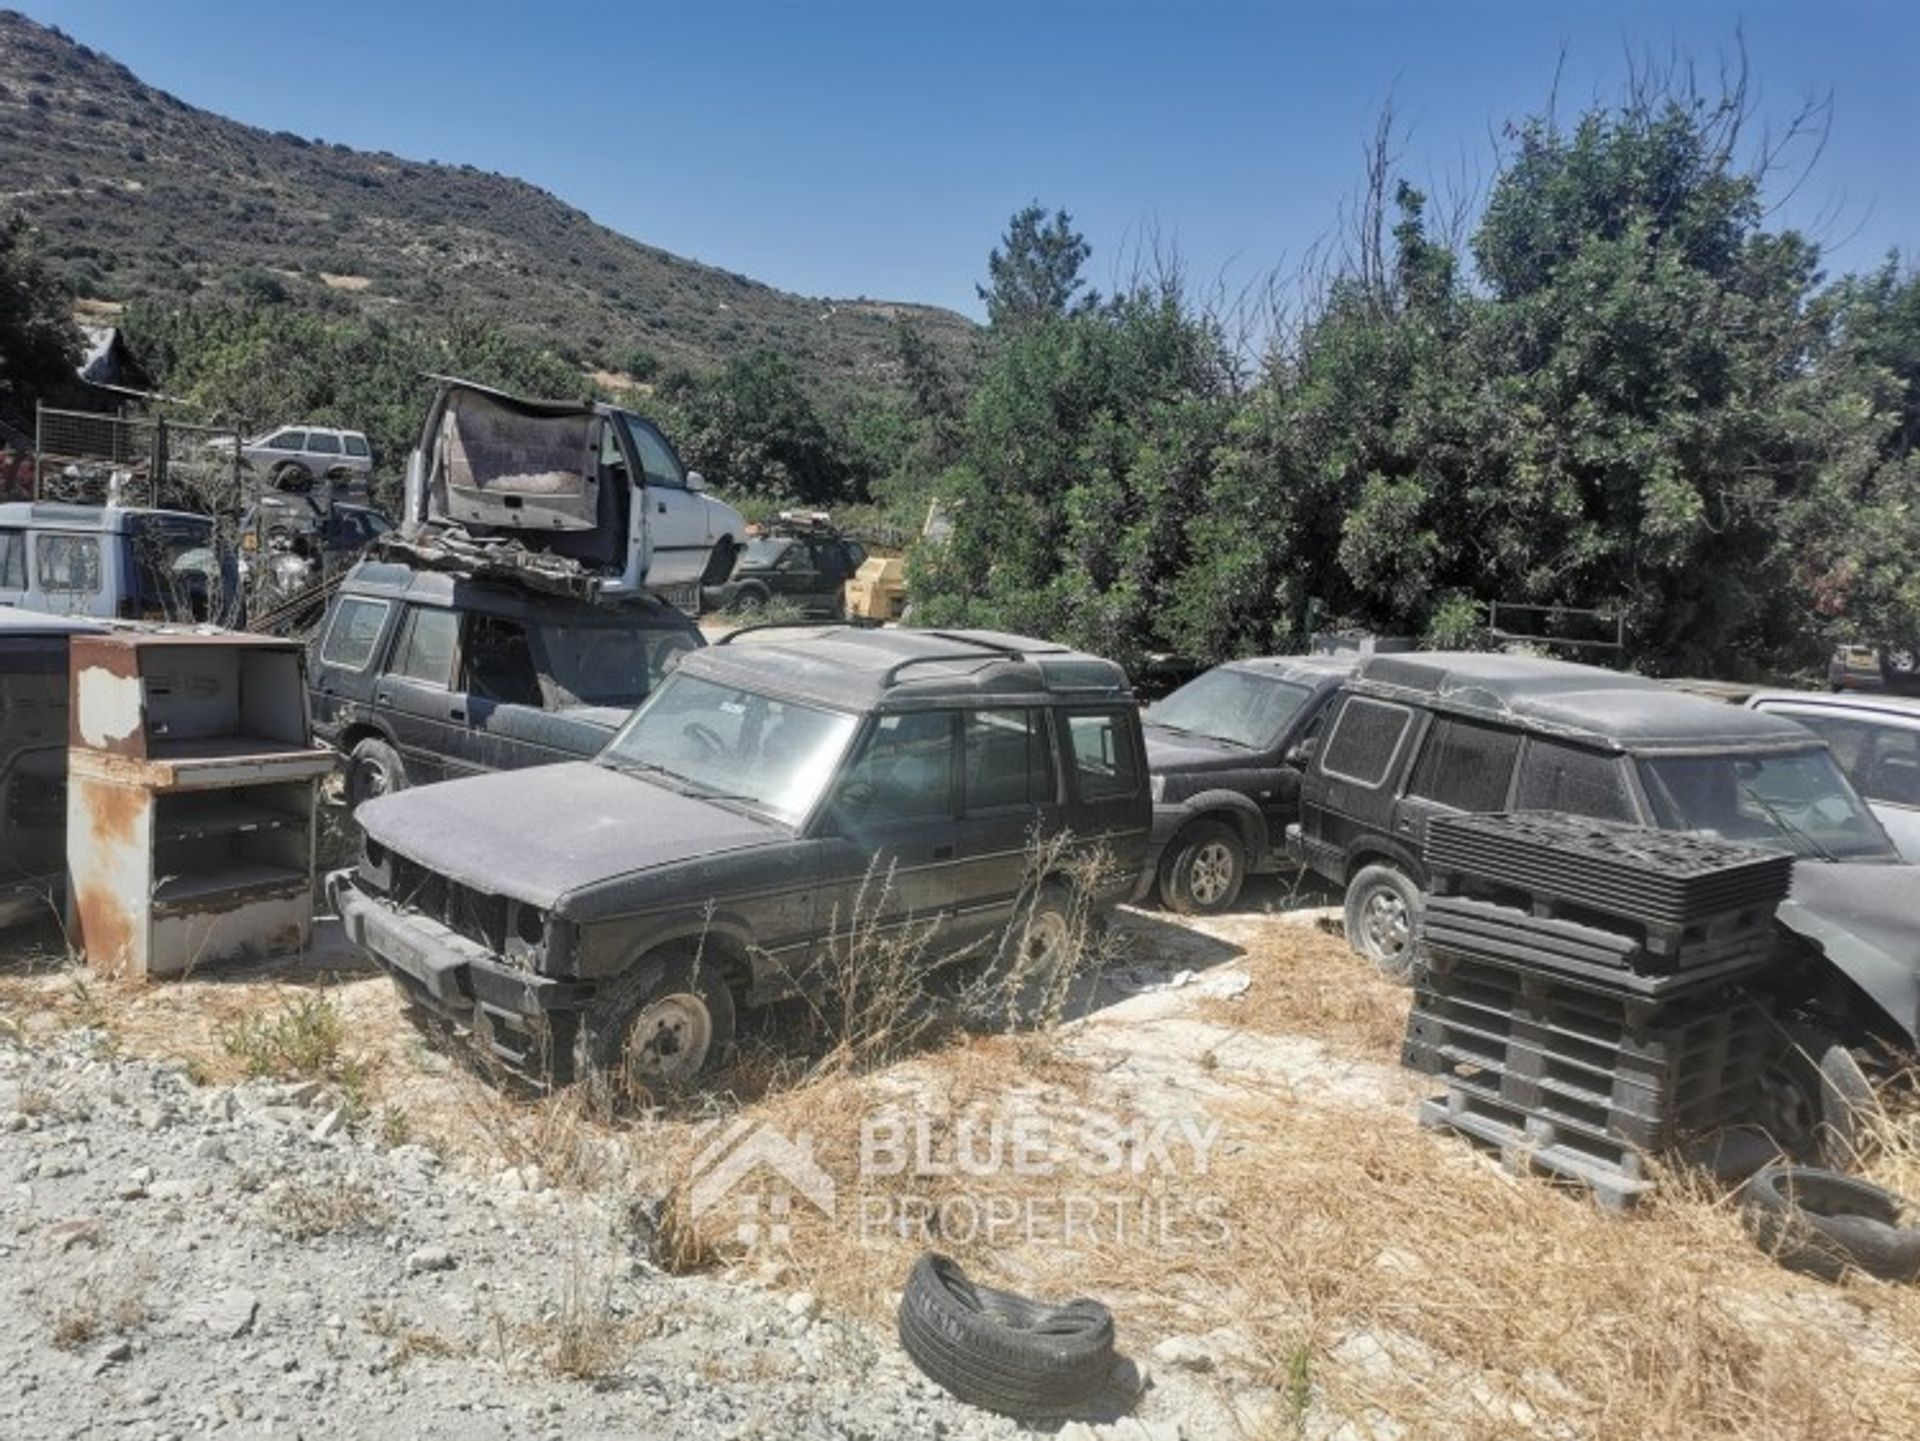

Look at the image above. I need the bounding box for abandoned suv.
[309,559,703,806]
[329,628,1150,1086]
[1289,652,1896,976]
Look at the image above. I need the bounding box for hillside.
[0,10,974,392]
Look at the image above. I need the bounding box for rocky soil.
[0,1028,1183,1441]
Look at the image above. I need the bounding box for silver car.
[1747,691,1920,860]
[240,425,374,489]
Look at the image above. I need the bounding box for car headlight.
[1150,774,1166,803]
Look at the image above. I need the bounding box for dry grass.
[1196,918,1410,1059]
[45,1260,152,1350]
[269,1176,389,1239]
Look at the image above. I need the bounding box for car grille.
[386,854,511,956]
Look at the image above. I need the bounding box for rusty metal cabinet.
[66,632,334,978]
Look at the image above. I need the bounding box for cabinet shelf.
[155,795,300,843]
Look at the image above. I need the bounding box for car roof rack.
[714,617,883,645]
[880,632,1029,687]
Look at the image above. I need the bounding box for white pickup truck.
[396,377,744,605]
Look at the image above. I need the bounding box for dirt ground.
[4,873,1919,1439]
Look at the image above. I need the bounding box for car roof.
[1220,654,1356,686]
[0,502,212,532]
[686,626,1132,710]
[337,560,700,630]
[0,608,106,636]
[1749,690,1920,723]
[1348,651,1818,754]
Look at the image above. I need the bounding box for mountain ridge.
[0,10,975,392]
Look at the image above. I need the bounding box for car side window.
[840,711,956,823]
[319,597,390,671]
[0,529,25,589]
[1063,708,1139,801]
[464,615,542,706]
[1787,712,1920,808]
[343,434,370,458]
[1318,696,1413,788]
[307,432,342,456]
[388,606,460,688]
[1514,738,1636,821]
[268,430,305,451]
[1407,717,1522,812]
[624,417,687,489]
[35,534,102,594]
[964,708,1056,811]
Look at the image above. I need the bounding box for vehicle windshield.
[128,517,228,618]
[539,624,699,708]
[598,671,859,822]
[738,538,792,569]
[1147,667,1314,750]
[1638,749,1895,860]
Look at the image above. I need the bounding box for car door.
[1390,715,1525,854]
[1301,693,1423,876]
[377,603,475,783]
[30,530,108,618]
[941,707,1064,949]
[623,415,707,587]
[459,612,554,772]
[811,709,964,959]
[309,593,396,743]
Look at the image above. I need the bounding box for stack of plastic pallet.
[1405,812,1793,1209]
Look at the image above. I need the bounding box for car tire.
[1756,1030,1880,1168]
[574,950,735,1098]
[896,1253,1116,1420]
[1159,819,1247,915]
[345,737,408,812]
[1344,862,1422,980]
[1740,1163,1920,1283]
[272,461,313,493]
[700,537,741,588]
[732,581,771,614]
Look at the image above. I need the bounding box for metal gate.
[33,405,244,514]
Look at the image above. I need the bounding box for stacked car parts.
[1405,812,1793,1209]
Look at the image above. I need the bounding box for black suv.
[1138,655,1353,912]
[1288,652,1896,975]
[329,627,1149,1084]
[701,518,866,617]
[308,559,703,807]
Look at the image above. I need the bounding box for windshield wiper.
[606,758,686,785]
[1739,782,1837,863]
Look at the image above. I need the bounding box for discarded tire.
[1740,1163,1920,1283]
[896,1253,1115,1419]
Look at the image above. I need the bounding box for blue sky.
[19,1,1919,316]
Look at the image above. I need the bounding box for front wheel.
[1344,863,1422,980]
[1159,819,1246,915]
[1756,1029,1879,1168]
[574,952,736,1098]
[345,737,407,812]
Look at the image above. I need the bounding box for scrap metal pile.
[1404,811,1795,1209]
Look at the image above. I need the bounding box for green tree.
[977,204,1094,329]
[0,213,82,429]
[672,349,847,503]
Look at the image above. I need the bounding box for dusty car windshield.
[598,672,859,821]
[539,624,697,707]
[1638,750,1894,860]
[1147,668,1314,750]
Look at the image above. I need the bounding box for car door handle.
[374,688,393,704]
[657,501,667,513]
[932,845,954,861]
[449,707,466,723]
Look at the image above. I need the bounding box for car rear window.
[1515,738,1635,821]
[1319,696,1413,787]
[344,434,370,458]
[307,432,342,455]
[1063,708,1140,801]
[320,597,390,671]
[1407,717,1522,812]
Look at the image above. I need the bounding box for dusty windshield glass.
[1147,669,1312,750]
[540,624,696,707]
[598,672,859,822]
[1638,749,1894,860]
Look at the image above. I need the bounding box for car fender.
[1161,790,1270,860]
[1344,836,1425,889]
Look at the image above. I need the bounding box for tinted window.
[319,597,389,670]
[1064,709,1140,801]
[266,431,305,451]
[307,432,342,455]
[537,622,696,707]
[389,606,459,687]
[1515,739,1636,821]
[0,529,25,589]
[1407,717,1522,812]
[965,709,1056,811]
[343,434,370,458]
[623,416,686,488]
[466,615,542,706]
[36,535,101,594]
[842,711,956,822]
[1319,696,1412,787]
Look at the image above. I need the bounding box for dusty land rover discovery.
[329,627,1150,1087]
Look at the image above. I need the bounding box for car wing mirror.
[685,471,707,493]
[1284,737,1318,769]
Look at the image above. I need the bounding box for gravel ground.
[0,1028,1143,1441]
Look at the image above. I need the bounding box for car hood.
[357,761,783,910]
[1144,726,1257,771]
[1777,861,1920,1046]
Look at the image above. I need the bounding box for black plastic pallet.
[1418,1086,1651,1212]
[1424,812,1792,929]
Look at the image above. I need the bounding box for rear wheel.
[1344,863,1422,979]
[345,737,407,811]
[732,581,771,614]
[272,461,313,493]
[1756,1030,1879,1168]
[574,951,735,1097]
[1159,819,1247,915]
